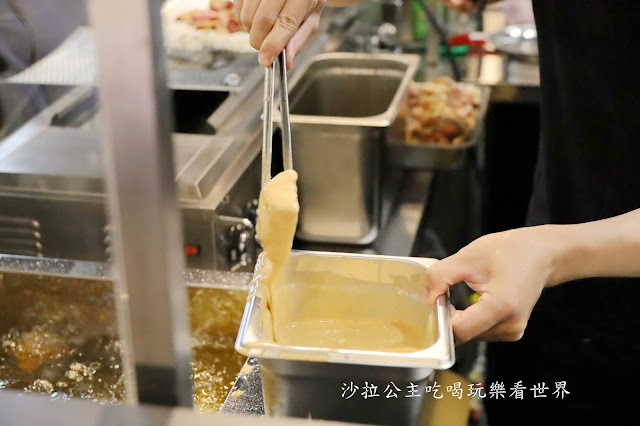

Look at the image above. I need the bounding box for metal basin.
[235,251,454,425]
[275,53,419,245]
[0,254,252,411]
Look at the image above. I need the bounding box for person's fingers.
[451,294,511,343]
[249,0,287,52]
[259,0,318,66]
[284,3,322,69]
[470,317,527,342]
[424,254,476,304]
[239,0,261,33]
[233,0,245,25]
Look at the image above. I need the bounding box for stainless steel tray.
[235,250,454,425]
[0,127,236,201]
[385,85,490,170]
[272,53,419,245]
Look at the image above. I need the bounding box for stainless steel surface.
[0,390,352,426]
[237,252,454,367]
[386,86,491,170]
[274,53,418,245]
[490,23,538,60]
[294,170,433,257]
[0,136,262,270]
[0,253,253,288]
[259,359,433,425]
[89,0,191,406]
[235,251,453,425]
[0,80,263,270]
[281,53,418,127]
[372,170,432,255]
[1,27,260,92]
[0,391,344,426]
[277,51,293,171]
[262,51,293,187]
[220,358,265,416]
[0,127,236,200]
[0,216,42,257]
[262,65,275,187]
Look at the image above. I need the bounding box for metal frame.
[89,0,192,406]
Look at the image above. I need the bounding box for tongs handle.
[262,63,274,188]
[262,51,292,188]
[278,51,293,171]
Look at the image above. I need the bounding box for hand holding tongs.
[262,51,293,188]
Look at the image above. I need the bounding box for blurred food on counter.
[176,0,239,32]
[404,77,482,145]
[162,0,252,53]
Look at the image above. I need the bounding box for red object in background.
[227,19,242,33]
[449,32,487,46]
[210,0,234,10]
[192,10,220,22]
[185,245,200,256]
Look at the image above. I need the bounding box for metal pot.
[235,251,454,425]
[274,53,419,245]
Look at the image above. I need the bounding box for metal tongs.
[262,51,292,188]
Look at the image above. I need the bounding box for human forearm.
[545,209,640,286]
[425,208,640,343]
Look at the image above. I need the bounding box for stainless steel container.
[386,86,491,170]
[236,251,454,426]
[275,53,419,245]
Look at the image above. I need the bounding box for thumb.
[424,253,473,304]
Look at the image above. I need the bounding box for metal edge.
[294,223,379,246]
[235,251,455,369]
[273,53,420,128]
[0,253,253,289]
[0,87,93,163]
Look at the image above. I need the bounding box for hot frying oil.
[0,272,247,412]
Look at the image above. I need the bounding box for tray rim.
[235,250,455,370]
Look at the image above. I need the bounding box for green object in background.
[440,44,470,56]
[412,0,429,41]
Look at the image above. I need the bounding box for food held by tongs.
[253,51,299,313]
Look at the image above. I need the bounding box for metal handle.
[262,65,275,188]
[262,51,292,188]
[277,51,293,171]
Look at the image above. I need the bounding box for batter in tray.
[253,170,428,353]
